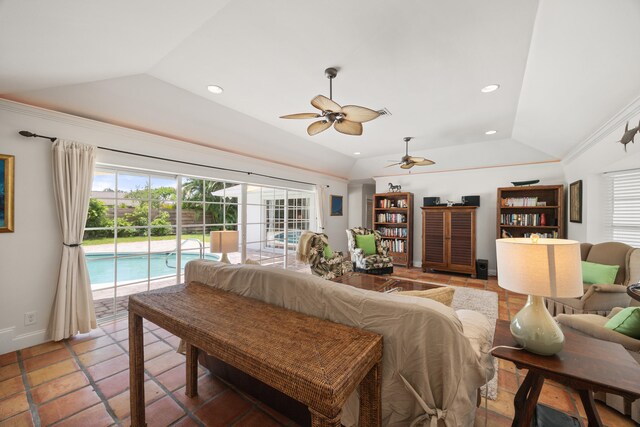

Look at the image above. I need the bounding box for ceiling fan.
[386,137,435,169]
[280,67,381,136]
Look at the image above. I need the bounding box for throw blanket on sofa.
[185,261,494,427]
[296,231,315,263]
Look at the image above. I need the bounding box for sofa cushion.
[585,242,632,284]
[323,244,334,259]
[605,307,640,339]
[582,261,619,285]
[395,287,455,306]
[355,234,376,256]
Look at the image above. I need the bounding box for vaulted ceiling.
[1,0,639,179]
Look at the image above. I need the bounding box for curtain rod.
[18,130,329,188]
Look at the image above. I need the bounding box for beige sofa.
[185,260,494,427]
[546,242,640,316]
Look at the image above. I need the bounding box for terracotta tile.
[100,318,129,334]
[70,335,115,355]
[497,370,518,394]
[122,395,185,427]
[174,375,227,410]
[143,341,173,362]
[234,408,283,426]
[257,403,295,425]
[37,386,101,426]
[171,416,200,427]
[31,371,89,405]
[54,403,114,427]
[155,364,187,392]
[538,383,577,416]
[594,401,636,427]
[0,392,29,421]
[26,359,80,387]
[77,344,124,367]
[153,329,174,340]
[0,376,25,400]
[66,328,107,345]
[22,348,71,373]
[473,408,512,427]
[108,329,130,342]
[19,341,64,360]
[0,411,33,427]
[96,370,129,399]
[143,320,161,331]
[0,364,20,382]
[144,351,184,376]
[194,390,252,426]
[86,354,129,382]
[498,359,515,374]
[107,380,165,420]
[486,389,515,418]
[0,354,17,369]
[164,335,182,349]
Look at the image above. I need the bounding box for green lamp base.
[510,295,564,356]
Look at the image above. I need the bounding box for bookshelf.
[373,192,413,268]
[496,185,565,239]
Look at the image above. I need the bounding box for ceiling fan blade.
[307,120,332,136]
[408,156,426,162]
[400,162,414,169]
[334,120,363,136]
[341,105,380,123]
[414,159,435,166]
[280,113,321,119]
[385,162,402,168]
[311,95,342,113]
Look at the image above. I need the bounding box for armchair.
[306,232,352,280]
[545,242,640,316]
[346,227,394,275]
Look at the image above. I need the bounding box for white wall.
[0,100,348,353]
[375,162,566,273]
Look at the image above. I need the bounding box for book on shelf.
[501,197,539,207]
[378,199,408,208]
[377,227,408,237]
[377,213,406,223]
[523,231,558,238]
[381,239,406,253]
[500,213,550,226]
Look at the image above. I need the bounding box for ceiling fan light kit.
[280,67,381,136]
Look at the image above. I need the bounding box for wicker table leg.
[129,311,145,427]
[309,408,341,427]
[359,361,382,427]
[185,343,198,398]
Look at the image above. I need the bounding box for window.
[85,167,315,322]
[607,169,640,247]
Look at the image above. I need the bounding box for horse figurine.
[388,183,402,193]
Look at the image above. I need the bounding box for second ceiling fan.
[280,67,381,136]
[387,137,435,169]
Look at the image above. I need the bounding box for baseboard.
[489,269,497,277]
[12,329,48,353]
[0,327,16,355]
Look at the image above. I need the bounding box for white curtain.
[48,139,97,341]
[315,184,326,232]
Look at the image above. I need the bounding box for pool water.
[86,252,219,287]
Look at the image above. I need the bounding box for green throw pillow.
[355,234,377,256]
[323,244,334,259]
[581,261,619,285]
[604,307,640,339]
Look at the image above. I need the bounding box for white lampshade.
[210,230,239,253]
[496,238,583,298]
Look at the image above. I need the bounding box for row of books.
[377,227,408,237]
[378,199,408,208]
[500,197,539,207]
[376,213,406,223]
[381,239,406,253]
[523,232,559,238]
[500,213,547,226]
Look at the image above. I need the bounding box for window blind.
[607,169,640,248]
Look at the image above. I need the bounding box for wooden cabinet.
[496,185,565,239]
[421,206,477,276]
[373,192,413,268]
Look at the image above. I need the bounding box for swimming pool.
[86,252,219,287]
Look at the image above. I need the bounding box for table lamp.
[495,236,583,356]
[210,230,239,264]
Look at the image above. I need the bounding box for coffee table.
[492,319,640,427]
[628,283,640,303]
[332,271,442,293]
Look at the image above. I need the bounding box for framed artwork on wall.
[330,195,343,216]
[0,154,15,233]
[569,180,582,223]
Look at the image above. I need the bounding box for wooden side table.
[627,283,640,303]
[491,319,640,427]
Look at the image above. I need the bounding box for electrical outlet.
[24,311,37,326]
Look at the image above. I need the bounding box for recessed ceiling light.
[354,152,361,155]
[485,130,497,135]
[207,85,224,94]
[481,84,500,93]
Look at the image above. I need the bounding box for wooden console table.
[492,319,640,426]
[128,283,383,427]
[332,271,441,293]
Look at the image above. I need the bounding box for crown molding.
[0,98,348,182]
[563,94,640,164]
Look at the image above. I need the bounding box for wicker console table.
[128,282,383,427]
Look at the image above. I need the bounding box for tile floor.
[0,268,636,426]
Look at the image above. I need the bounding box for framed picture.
[569,180,582,223]
[330,195,343,216]
[0,154,15,233]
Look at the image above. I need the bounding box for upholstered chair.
[346,227,394,275]
[545,242,640,316]
[306,232,352,280]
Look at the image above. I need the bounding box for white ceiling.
[1,0,639,179]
